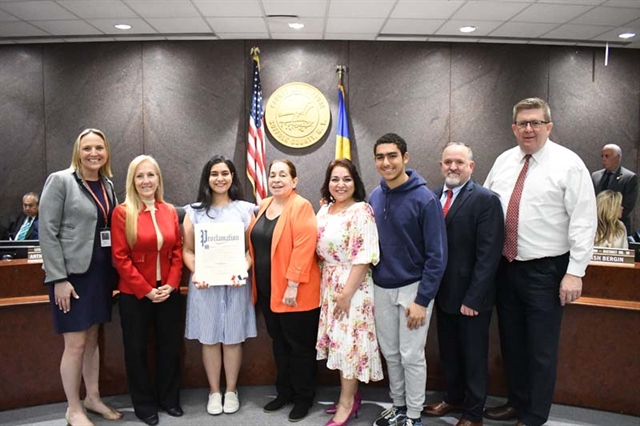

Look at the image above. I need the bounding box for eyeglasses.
[514,120,549,129]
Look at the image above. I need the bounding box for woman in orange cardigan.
[111,155,183,426]
[248,159,321,422]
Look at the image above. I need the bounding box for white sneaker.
[223,390,240,414]
[207,392,223,415]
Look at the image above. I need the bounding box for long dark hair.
[320,159,366,203]
[191,155,244,210]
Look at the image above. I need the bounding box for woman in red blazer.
[111,155,183,426]
[247,159,321,422]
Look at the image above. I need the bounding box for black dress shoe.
[139,413,159,425]
[288,403,310,422]
[161,405,184,417]
[484,404,517,421]
[264,396,290,412]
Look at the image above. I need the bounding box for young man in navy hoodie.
[369,133,448,426]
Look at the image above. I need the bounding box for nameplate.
[590,247,635,267]
[27,246,42,263]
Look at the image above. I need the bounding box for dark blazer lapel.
[445,180,474,227]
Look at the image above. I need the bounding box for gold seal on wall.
[265,82,330,148]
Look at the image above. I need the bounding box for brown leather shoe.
[456,419,483,426]
[423,400,461,416]
[484,404,517,421]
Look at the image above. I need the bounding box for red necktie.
[503,154,531,261]
[442,189,453,216]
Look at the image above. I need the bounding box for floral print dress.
[315,201,383,382]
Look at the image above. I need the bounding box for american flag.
[247,47,267,203]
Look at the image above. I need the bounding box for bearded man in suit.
[424,143,504,426]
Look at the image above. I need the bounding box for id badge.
[100,229,112,247]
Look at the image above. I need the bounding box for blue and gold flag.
[335,82,351,160]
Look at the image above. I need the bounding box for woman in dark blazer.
[111,155,184,426]
[247,159,321,422]
[39,128,122,425]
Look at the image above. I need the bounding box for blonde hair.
[124,155,166,248]
[70,128,113,178]
[595,190,625,246]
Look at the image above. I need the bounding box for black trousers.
[257,295,320,406]
[436,305,491,423]
[119,290,182,418]
[496,253,569,426]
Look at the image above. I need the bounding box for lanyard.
[83,179,110,225]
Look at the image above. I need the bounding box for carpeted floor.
[0,386,637,426]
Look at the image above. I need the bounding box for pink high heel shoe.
[324,396,361,426]
[325,390,362,414]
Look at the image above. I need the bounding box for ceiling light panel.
[88,18,157,34]
[268,17,323,33]
[437,20,502,36]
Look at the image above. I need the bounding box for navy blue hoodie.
[369,169,447,307]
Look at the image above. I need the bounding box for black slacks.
[496,253,569,426]
[436,305,491,423]
[119,290,182,418]
[257,295,320,407]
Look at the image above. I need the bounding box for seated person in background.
[595,190,628,249]
[592,144,637,235]
[8,192,39,240]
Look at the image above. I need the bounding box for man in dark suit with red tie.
[7,192,39,240]
[592,144,638,234]
[424,143,504,426]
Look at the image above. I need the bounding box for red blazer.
[112,202,183,299]
[248,193,321,313]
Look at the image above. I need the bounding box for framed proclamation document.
[194,222,248,286]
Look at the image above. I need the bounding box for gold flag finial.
[251,47,261,68]
[336,65,346,83]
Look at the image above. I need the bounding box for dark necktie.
[600,171,612,190]
[504,154,531,261]
[442,190,453,217]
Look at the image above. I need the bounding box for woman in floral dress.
[316,159,383,426]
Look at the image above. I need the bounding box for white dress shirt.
[484,140,597,277]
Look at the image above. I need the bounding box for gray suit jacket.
[592,166,638,232]
[39,168,117,284]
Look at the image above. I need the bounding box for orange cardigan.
[111,202,183,299]
[248,193,321,313]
